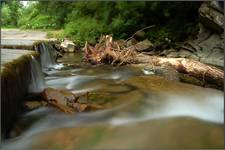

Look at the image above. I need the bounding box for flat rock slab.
[1,49,35,72]
[1,29,56,47]
[1,39,36,46]
[1,29,47,40]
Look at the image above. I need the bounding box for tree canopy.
[1,1,201,45]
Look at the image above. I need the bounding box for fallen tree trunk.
[83,35,224,89]
[136,54,224,87]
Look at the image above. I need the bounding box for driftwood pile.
[83,35,137,65]
[83,35,224,89]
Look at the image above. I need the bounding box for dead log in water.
[136,54,224,87]
[83,35,224,87]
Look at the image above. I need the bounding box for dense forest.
[1,1,201,45]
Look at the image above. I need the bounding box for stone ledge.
[1,49,39,138]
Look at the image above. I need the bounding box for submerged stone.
[60,39,77,53]
[40,88,78,110]
[25,101,47,110]
[40,88,104,113]
[134,39,154,52]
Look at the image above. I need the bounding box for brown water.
[2,53,224,149]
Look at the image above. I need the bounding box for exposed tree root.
[83,35,137,65]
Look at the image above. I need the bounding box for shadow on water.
[1,53,224,149]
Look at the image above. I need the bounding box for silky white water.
[28,56,45,93]
[39,43,60,69]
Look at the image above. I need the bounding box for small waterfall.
[39,43,57,69]
[28,56,45,93]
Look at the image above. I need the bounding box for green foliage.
[64,17,106,45]
[22,14,57,29]
[1,4,11,26]
[46,30,64,40]
[145,2,200,43]
[17,3,37,28]
[18,2,67,29]
[1,0,22,27]
[2,1,201,46]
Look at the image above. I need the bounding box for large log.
[136,54,224,87]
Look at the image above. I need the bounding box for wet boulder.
[25,101,47,110]
[60,39,77,53]
[134,30,146,41]
[126,38,138,47]
[72,103,88,112]
[40,88,78,113]
[172,1,224,68]
[199,1,224,32]
[40,88,104,113]
[210,1,224,13]
[72,102,104,112]
[134,39,154,52]
[41,88,78,105]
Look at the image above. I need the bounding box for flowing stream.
[1,48,224,149]
[28,56,45,93]
[39,43,57,68]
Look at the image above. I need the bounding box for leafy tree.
[1,0,22,27]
